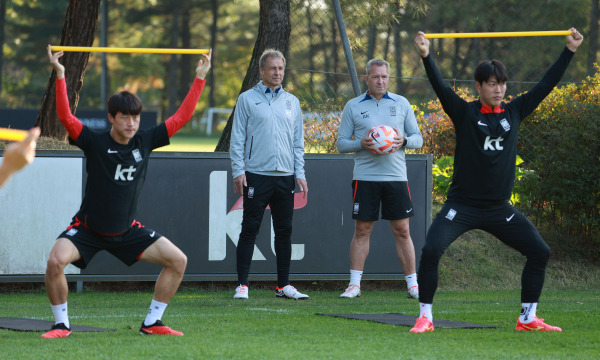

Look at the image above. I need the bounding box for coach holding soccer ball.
[337,58,423,300]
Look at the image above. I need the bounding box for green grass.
[160,134,220,152]
[1,288,599,359]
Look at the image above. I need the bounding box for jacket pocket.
[248,136,254,160]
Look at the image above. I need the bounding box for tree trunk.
[215,0,290,152]
[36,0,101,140]
[588,0,599,75]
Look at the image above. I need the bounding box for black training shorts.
[351,180,414,221]
[57,219,162,269]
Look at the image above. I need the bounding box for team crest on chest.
[500,118,510,132]
[132,149,142,162]
[389,106,396,116]
[286,100,293,119]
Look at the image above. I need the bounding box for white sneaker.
[340,284,361,298]
[233,285,249,299]
[407,285,419,299]
[275,285,309,300]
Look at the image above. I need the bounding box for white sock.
[519,302,538,323]
[144,299,168,326]
[51,302,69,328]
[405,273,418,289]
[419,302,433,322]
[349,269,363,287]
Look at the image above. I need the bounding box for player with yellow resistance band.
[410,28,583,333]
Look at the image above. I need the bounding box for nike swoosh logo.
[406,208,413,213]
[361,111,368,115]
[255,102,262,105]
[477,121,488,127]
[150,231,156,237]
[107,149,118,154]
[522,324,544,331]
[506,214,515,222]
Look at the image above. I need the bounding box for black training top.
[422,47,574,206]
[69,124,169,234]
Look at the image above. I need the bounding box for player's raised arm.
[195,48,212,79]
[414,31,430,58]
[47,45,83,141]
[0,127,40,188]
[165,49,212,137]
[47,44,65,79]
[566,27,583,52]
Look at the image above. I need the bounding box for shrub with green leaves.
[520,69,600,248]
[433,155,529,205]
[302,99,343,153]
[432,155,453,202]
[413,87,477,161]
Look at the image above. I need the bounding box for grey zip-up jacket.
[230,81,305,180]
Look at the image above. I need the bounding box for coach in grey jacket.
[229,48,309,300]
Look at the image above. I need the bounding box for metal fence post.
[332,0,361,97]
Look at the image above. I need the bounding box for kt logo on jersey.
[114,164,136,181]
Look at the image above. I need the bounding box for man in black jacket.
[410,28,583,333]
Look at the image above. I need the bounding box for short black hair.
[107,91,143,117]
[474,59,508,84]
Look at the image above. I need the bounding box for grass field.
[160,134,220,152]
[3,134,599,358]
[1,288,598,359]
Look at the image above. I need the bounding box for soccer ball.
[368,125,396,155]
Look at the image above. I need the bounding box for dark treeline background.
[0,0,595,127]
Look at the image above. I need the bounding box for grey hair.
[365,58,390,76]
[259,48,286,68]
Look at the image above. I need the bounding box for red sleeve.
[56,78,83,141]
[165,77,206,137]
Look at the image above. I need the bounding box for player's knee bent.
[46,254,68,276]
[168,252,187,275]
[420,242,444,267]
[527,241,551,264]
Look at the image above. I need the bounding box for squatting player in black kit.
[41,45,211,338]
[410,28,583,333]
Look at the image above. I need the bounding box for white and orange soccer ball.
[368,125,396,155]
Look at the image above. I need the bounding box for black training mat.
[0,317,116,332]
[317,313,499,329]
